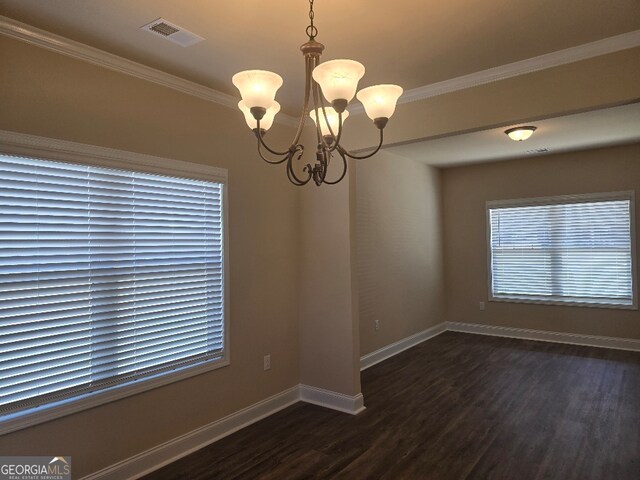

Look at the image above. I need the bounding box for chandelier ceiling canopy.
[232,0,403,186]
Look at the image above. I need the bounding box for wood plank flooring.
[143,332,640,479]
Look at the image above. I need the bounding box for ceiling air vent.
[526,148,550,154]
[140,18,204,47]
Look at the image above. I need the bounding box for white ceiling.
[1,0,639,114]
[385,102,640,167]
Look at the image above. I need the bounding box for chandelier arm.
[339,129,385,160]
[315,85,343,152]
[289,57,314,148]
[255,119,292,156]
[315,148,329,185]
[286,162,307,186]
[310,58,326,147]
[321,148,348,185]
[286,148,313,186]
[287,171,305,186]
[256,134,290,164]
[328,111,344,152]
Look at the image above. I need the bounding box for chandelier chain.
[306,0,318,40]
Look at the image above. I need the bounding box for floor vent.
[141,18,204,47]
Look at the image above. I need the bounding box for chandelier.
[232,0,403,186]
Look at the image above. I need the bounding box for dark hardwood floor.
[144,332,640,480]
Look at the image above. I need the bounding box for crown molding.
[349,29,640,114]
[401,29,640,104]
[2,14,638,122]
[0,15,298,128]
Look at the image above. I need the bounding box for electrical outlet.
[263,354,271,371]
[479,301,486,311]
[374,319,380,331]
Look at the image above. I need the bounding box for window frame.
[0,130,230,435]
[486,191,637,310]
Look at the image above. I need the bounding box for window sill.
[489,295,637,310]
[0,355,229,436]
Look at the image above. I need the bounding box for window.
[0,153,227,421]
[487,192,636,308]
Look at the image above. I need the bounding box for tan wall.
[0,36,301,477]
[298,158,362,396]
[345,47,640,151]
[356,151,444,356]
[442,143,640,339]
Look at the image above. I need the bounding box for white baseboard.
[447,321,640,352]
[299,384,366,415]
[81,383,366,479]
[360,322,447,370]
[81,386,299,480]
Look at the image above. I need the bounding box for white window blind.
[0,154,225,415]
[488,193,635,308]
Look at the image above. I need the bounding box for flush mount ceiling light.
[232,0,403,186]
[505,126,537,141]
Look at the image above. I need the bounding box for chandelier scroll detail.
[232,0,403,186]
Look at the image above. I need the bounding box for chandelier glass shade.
[238,100,281,131]
[232,0,403,186]
[312,59,366,104]
[309,107,348,136]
